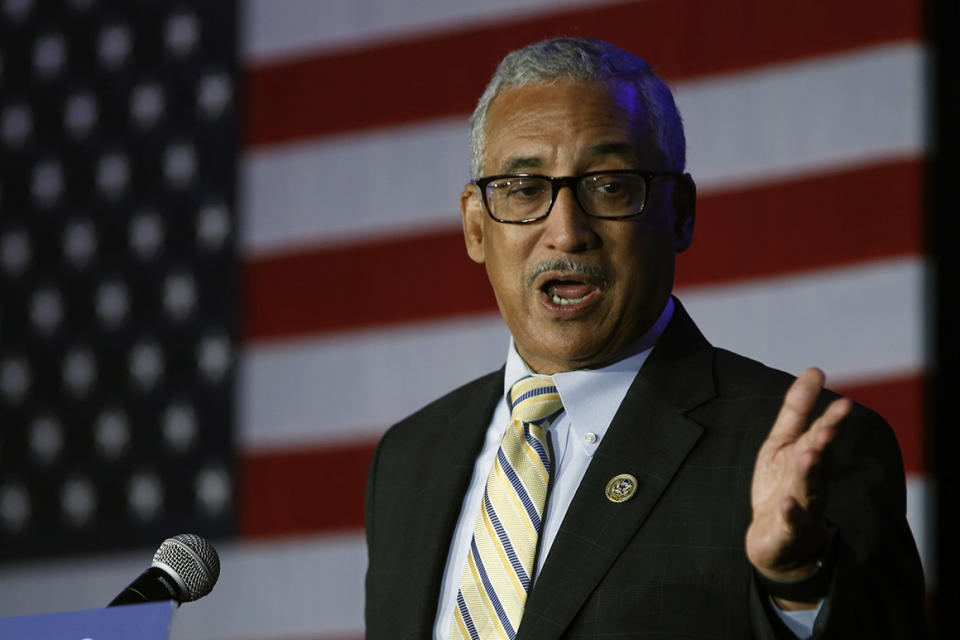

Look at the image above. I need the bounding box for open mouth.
[543,280,597,306]
[529,261,608,314]
[537,277,603,313]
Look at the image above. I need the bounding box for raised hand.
[745,368,852,608]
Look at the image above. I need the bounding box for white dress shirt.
[432,298,819,638]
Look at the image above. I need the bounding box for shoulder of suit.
[383,367,503,434]
[711,347,889,430]
[711,347,796,399]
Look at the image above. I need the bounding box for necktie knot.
[509,376,563,427]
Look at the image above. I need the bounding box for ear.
[671,173,696,253]
[461,183,487,264]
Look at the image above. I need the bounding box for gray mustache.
[526,258,610,288]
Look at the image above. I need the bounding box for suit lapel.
[518,301,716,639]
[394,370,504,634]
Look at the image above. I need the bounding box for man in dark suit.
[364,38,926,639]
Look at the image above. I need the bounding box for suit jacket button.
[605,474,638,502]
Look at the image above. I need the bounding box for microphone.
[108,534,220,607]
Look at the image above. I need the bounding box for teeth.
[550,293,586,306]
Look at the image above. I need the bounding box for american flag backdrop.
[0,0,238,563]
[0,1,932,639]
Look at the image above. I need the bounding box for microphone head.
[151,533,220,602]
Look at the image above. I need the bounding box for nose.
[542,185,600,253]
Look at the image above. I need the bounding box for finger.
[816,397,852,432]
[797,396,851,450]
[794,402,847,507]
[794,445,826,507]
[767,368,826,445]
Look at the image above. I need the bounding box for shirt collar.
[502,297,675,448]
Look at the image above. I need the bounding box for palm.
[745,368,850,580]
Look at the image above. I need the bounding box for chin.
[520,341,609,373]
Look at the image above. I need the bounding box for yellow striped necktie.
[451,376,562,639]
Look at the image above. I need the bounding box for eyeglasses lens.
[485,174,647,221]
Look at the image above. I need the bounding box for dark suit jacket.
[365,301,926,639]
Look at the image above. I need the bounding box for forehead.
[482,80,660,174]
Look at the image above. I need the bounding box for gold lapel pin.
[605,473,638,503]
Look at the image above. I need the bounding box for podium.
[0,601,175,639]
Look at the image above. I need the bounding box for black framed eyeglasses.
[472,170,684,224]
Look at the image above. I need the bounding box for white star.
[96,279,129,328]
[197,72,231,119]
[97,151,130,199]
[31,159,64,207]
[128,471,164,522]
[129,210,164,260]
[30,285,63,333]
[62,348,97,397]
[166,11,199,57]
[1,103,31,148]
[129,341,164,390]
[162,402,196,452]
[163,271,196,319]
[0,355,30,403]
[130,82,165,129]
[197,201,230,250]
[63,220,97,268]
[198,333,231,382]
[0,482,30,533]
[60,475,96,527]
[195,465,231,517]
[98,23,131,68]
[29,414,62,465]
[64,91,98,138]
[164,141,196,188]
[33,32,66,79]
[94,407,129,459]
[1,229,31,277]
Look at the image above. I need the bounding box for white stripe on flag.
[679,255,926,386]
[680,42,927,191]
[239,312,510,450]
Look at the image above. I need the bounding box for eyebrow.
[586,142,639,164]
[499,156,544,174]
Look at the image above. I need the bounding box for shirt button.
[584,432,597,444]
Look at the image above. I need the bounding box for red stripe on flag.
[244,228,492,341]
[836,374,926,475]
[238,375,923,537]
[238,440,377,537]
[677,157,924,285]
[244,158,923,342]
[245,0,921,147]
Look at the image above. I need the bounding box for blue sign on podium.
[0,601,175,639]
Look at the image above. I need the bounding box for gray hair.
[469,37,685,178]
